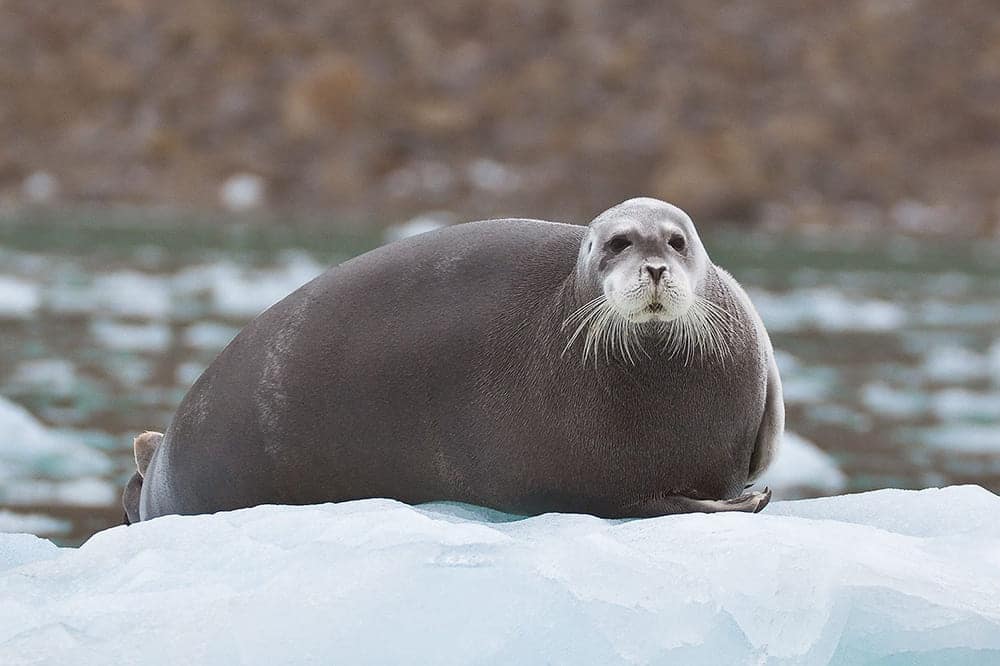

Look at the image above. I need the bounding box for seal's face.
[579,197,708,324]
[565,198,729,364]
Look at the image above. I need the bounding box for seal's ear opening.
[133,431,163,478]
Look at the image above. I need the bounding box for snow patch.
[0,533,59,572]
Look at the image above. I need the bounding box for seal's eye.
[607,236,632,253]
[669,235,686,253]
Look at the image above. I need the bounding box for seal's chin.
[619,300,687,324]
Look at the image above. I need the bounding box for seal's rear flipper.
[123,431,163,524]
[133,431,163,478]
[626,487,772,517]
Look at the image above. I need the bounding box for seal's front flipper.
[122,471,142,524]
[122,431,163,524]
[627,487,771,517]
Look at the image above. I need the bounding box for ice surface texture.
[1,486,999,665]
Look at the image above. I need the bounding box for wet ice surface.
[1,487,999,665]
[0,216,999,542]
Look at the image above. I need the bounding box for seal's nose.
[645,264,667,284]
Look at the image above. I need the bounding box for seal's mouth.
[645,303,664,312]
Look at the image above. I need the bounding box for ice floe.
[1,487,998,664]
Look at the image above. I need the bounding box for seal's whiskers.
[661,297,736,365]
[562,296,651,367]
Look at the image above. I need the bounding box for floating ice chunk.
[90,319,171,352]
[175,361,205,386]
[0,396,110,483]
[1,478,118,507]
[905,425,1000,454]
[922,345,990,383]
[805,403,872,431]
[781,371,836,404]
[21,171,59,203]
[174,255,325,319]
[383,161,456,198]
[0,510,70,537]
[182,321,238,350]
[772,348,799,373]
[861,381,926,418]
[989,338,1000,382]
[930,388,1000,420]
[8,359,78,397]
[773,349,838,406]
[1,488,998,664]
[916,300,1000,327]
[383,212,454,243]
[44,266,170,318]
[467,158,520,192]
[890,199,956,233]
[750,287,907,332]
[0,275,40,319]
[88,271,173,319]
[220,173,265,211]
[103,356,154,387]
[759,431,847,498]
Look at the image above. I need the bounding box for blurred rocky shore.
[2,0,999,233]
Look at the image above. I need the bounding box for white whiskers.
[560,295,641,366]
[658,296,737,365]
[560,294,737,367]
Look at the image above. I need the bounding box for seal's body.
[126,199,782,522]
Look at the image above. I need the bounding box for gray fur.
[127,198,783,522]
[714,267,784,482]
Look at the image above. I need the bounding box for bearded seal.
[124,198,783,522]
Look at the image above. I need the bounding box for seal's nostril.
[646,264,667,284]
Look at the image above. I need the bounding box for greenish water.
[1,211,999,544]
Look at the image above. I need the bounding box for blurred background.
[1,0,998,544]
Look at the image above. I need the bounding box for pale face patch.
[566,198,733,365]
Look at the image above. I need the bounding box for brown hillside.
[1,1,998,231]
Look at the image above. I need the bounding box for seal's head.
[566,198,729,364]
[577,198,708,323]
